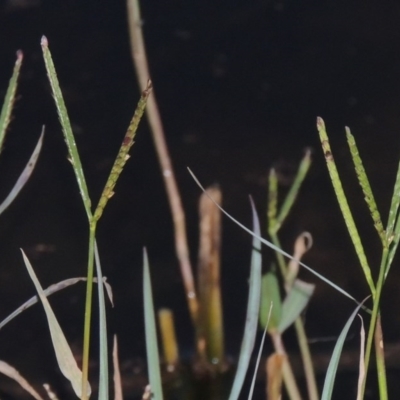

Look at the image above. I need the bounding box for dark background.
[1,0,400,399]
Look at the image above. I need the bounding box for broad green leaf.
[0,51,23,152]
[21,250,90,398]
[228,198,262,400]
[321,299,366,400]
[260,270,282,330]
[143,249,163,400]
[95,242,108,400]
[188,168,361,305]
[278,279,315,334]
[0,128,44,216]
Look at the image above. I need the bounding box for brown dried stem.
[126,0,198,324]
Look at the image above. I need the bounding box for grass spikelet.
[0,50,23,152]
[316,117,375,296]
[345,127,386,246]
[41,36,92,220]
[94,80,152,221]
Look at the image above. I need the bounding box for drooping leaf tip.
[40,36,48,47]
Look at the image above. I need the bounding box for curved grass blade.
[0,277,112,331]
[41,36,92,220]
[143,249,163,400]
[189,168,362,305]
[93,81,152,222]
[21,250,91,398]
[0,128,44,216]
[321,298,367,400]
[0,360,44,400]
[228,198,262,400]
[317,118,375,296]
[95,242,108,400]
[345,128,386,246]
[0,51,23,152]
[278,279,315,334]
[275,148,312,232]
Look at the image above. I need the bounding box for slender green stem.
[375,314,387,400]
[270,233,318,400]
[361,247,388,399]
[81,222,97,400]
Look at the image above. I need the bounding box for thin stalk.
[361,248,388,399]
[126,0,199,325]
[158,309,179,367]
[270,233,318,400]
[81,222,97,400]
[375,314,387,400]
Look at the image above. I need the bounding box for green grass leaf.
[321,299,367,400]
[21,250,90,398]
[228,198,262,400]
[143,249,163,400]
[278,279,315,334]
[0,128,44,216]
[0,51,23,152]
[41,36,92,220]
[260,270,282,330]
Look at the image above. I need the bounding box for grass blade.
[0,128,44,216]
[260,270,282,330]
[21,250,90,398]
[143,249,163,400]
[188,168,361,305]
[278,279,315,334]
[0,360,44,400]
[41,36,92,220]
[0,51,23,152]
[321,299,367,400]
[0,277,112,331]
[316,118,375,296]
[275,148,312,232]
[93,81,152,222]
[345,127,386,245]
[95,242,108,400]
[228,198,262,400]
[356,315,366,400]
[112,336,123,400]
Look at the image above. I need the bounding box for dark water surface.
[1,1,400,398]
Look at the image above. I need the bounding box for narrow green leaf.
[0,51,23,152]
[188,168,362,305]
[346,128,386,245]
[228,198,262,400]
[21,250,90,398]
[278,279,315,334]
[143,249,163,400]
[275,148,312,232]
[94,242,108,400]
[0,128,44,216]
[93,81,152,222]
[321,299,367,400]
[260,270,282,330]
[0,277,111,331]
[41,36,92,220]
[316,117,375,296]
